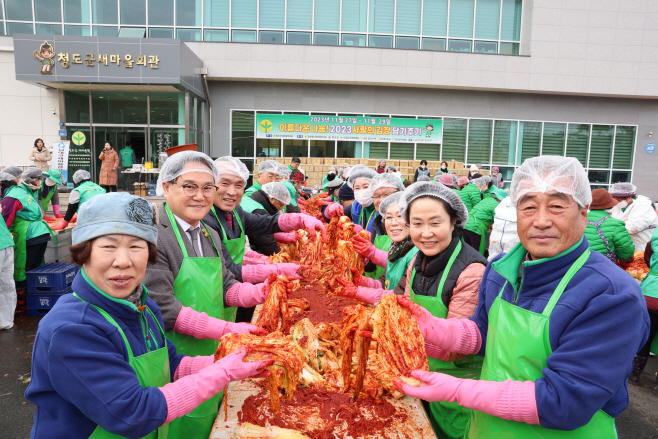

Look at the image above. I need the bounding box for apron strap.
[165,204,189,258]
[542,250,591,316]
[437,240,463,296]
[213,207,245,244]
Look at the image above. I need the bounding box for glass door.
[94,126,147,191]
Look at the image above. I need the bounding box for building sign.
[256,114,443,144]
[155,132,173,154]
[646,143,655,154]
[67,133,91,186]
[51,141,70,183]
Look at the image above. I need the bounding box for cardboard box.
[365,159,379,167]
[309,157,325,165]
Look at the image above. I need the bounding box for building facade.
[1,0,658,198]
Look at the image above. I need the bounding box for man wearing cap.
[609,182,658,252]
[244,159,281,198]
[202,157,324,322]
[585,189,635,265]
[51,170,106,231]
[395,155,649,437]
[38,168,64,220]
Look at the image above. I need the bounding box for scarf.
[388,236,415,262]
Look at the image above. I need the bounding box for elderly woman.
[322,166,338,186]
[25,192,272,439]
[376,159,386,174]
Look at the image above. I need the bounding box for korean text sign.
[255,114,443,144]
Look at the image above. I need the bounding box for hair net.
[400,182,469,227]
[378,158,386,164]
[73,169,91,184]
[2,166,23,178]
[609,182,637,197]
[417,175,431,182]
[337,167,344,176]
[471,177,487,189]
[156,151,218,196]
[370,173,405,194]
[452,175,459,184]
[379,191,404,216]
[21,167,44,184]
[347,164,377,189]
[257,160,282,175]
[482,175,492,184]
[328,166,337,173]
[342,166,351,179]
[434,170,443,178]
[510,155,592,208]
[262,181,291,205]
[386,164,398,172]
[0,171,14,182]
[470,165,478,172]
[280,167,292,177]
[214,156,250,183]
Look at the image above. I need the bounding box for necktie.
[226,212,233,230]
[188,227,200,257]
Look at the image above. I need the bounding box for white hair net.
[257,160,282,175]
[510,155,592,208]
[21,167,44,184]
[0,171,14,182]
[280,166,292,177]
[609,182,637,197]
[435,170,443,178]
[471,177,487,189]
[379,191,404,216]
[2,166,23,178]
[156,151,218,196]
[262,181,291,205]
[400,182,469,227]
[73,169,91,184]
[370,173,405,193]
[214,156,250,183]
[386,164,398,172]
[346,164,377,189]
[417,175,431,182]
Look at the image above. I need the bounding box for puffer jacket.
[29,146,52,171]
[98,148,119,186]
[464,195,500,236]
[488,197,519,261]
[458,183,482,211]
[585,210,635,262]
[610,195,658,252]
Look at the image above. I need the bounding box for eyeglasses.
[373,191,398,201]
[385,215,404,225]
[172,182,218,197]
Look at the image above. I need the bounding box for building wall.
[0,45,60,168]
[186,0,658,99]
[208,80,658,200]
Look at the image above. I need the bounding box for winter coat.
[641,228,658,300]
[241,189,281,256]
[610,195,658,252]
[472,238,649,430]
[29,146,52,171]
[98,148,120,186]
[464,195,500,236]
[488,197,519,261]
[458,183,482,211]
[413,167,431,182]
[25,271,185,439]
[585,210,635,262]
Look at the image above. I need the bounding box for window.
[204,29,228,41]
[176,0,202,26]
[204,0,229,27]
[311,141,335,158]
[365,142,388,159]
[92,92,147,125]
[315,0,339,31]
[492,121,517,165]
[257,139,281,158]
[6,22,33,35]
[232,0,257,27]
[35,0,61,22]
[501,0,522,41]
[396,36,419,49]
[64,91,90,124]
[589,125,614,168]
[150,28,175,39]
[118,28,146,38]
[542,123,566,156]
[422,38,445,51]
[288,32,311,44]
[369,0,394,33]
[342,34,366,46]
[442,118,467,162]
[36,24,63,35]
[284,139,308,157]
[566,124,589,166]
[259,0,285,29]
[64,0,90,23]
[287,0,313,30]
[390,143,414,160]
[369,35,393,48]
[149,0,174,25]
[177,28,201,41]
[232,30,257,42]
[474,41,497,53]
[396,0,421,35]
[423,0,448,36]
[92,0,118,24]
[467,120,493,164]
[260,31,284,43]
[121,0,146,25]
[65,25,91,36]
[517,121,541,165]
[613,126,635,169]
[93,26,118,36]
[417,144,441,161]
[342,0,367,32]
[5,0,32,21]
[475,0,500,40]
[499,42,520,55]
[232,111,255,157]
[315,33,339,45]
[150,93,185,125]
[448,39,471,52]
[449,0,474,38]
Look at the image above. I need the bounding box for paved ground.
[2,315,657,438]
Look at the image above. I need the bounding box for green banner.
[256,114,443,144]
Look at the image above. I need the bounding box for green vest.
[240,196,266,214]
[0,218,14,250]
[119,147,135,167]
[243,181,262,197]
[5,184,51,241]
[464,195,500,254]
[73,181,106,205]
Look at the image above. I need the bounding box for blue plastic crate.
[27,263,78,294]
[27,287,71,317]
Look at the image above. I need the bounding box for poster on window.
[51,141,70,183]
[255,114,443,144]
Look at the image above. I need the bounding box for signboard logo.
[72,131,86,146]
[259,119,273,133]
[646,143,655,154]
[33,40,55,75]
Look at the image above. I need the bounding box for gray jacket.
[143,204,238,331]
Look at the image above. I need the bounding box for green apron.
[40,185,56,212]
[5,185,54,282]
[73,293,170,439]
[384,246,419,290]
[470,213,489,255]
[163,204,224,439]
[410,241,483,439]
[366,234,392,280]
[466,249,617,438]
[74,181,107,205]
[211,206,246,322]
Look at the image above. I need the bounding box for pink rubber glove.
[350,235,388,267]
[53,204,64,217]
[43,215,56,222]
[274,263,303,279]
[242,263,302,283]
[273,232,299,243]
[353,224,364,234]
[245,249,269,261]
[50,220,69,231]
[225,279,270,308]
[351,267,384,289]
[393,371,539,425]
[243,256,267,265]
[174,306,267,340]
[336,277,388,305]
[396,296,481,356]
[278,213,327,241]
[173,355,215,380]
[161,348,273,423]
[324,202,344,219]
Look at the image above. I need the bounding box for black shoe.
[629,373,642,385]
[629,355,649,385]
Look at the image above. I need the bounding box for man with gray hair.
[395,156,649,437]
